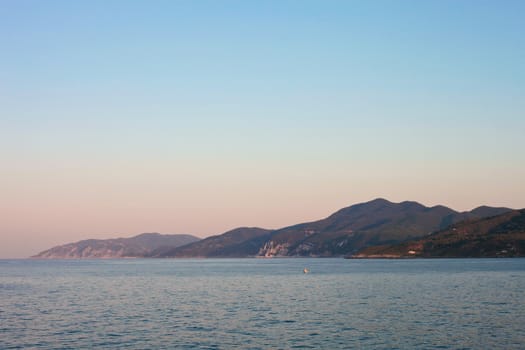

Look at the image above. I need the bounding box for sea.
[1,258,524,349]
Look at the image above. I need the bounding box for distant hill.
[352,209,525,258]
[255,198,511,257]
[32,233,200,258]
[151,227,272,257]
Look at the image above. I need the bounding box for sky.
[1,0,524,258]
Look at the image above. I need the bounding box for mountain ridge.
[253,198,509,257]
[33,198,515,258]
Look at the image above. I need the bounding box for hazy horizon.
[2,1,524,258]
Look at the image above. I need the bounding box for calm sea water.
[1,258,524,349]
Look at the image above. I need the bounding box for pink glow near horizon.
[2,1,524,258]
[2,164,523,258]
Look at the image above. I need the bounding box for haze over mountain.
[353,209,525,258]
[33,233,200,259]
[33,199,514,258]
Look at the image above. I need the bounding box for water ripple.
[1,258,524,349]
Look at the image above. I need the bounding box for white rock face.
[34,242,136,259]
[258,241,290,257]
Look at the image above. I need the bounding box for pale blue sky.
[1,0,524,257]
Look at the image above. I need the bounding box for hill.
[151,227,272,257]
[255,198,510,257]
[32,233,200,258]
[352,209,525,258]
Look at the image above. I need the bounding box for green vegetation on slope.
[353,210,525,258]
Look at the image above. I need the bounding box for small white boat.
[303,268,310,274]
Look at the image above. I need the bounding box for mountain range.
[254,198,510,257]
[33,198,517,258]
